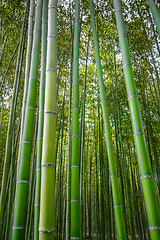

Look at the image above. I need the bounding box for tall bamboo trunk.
[114,0,160,239]
[0,40,20,93]
[0,36,7,64]
[0,2,29,236]
[34,0,47,239]
[39,0,57,239]
[17,0,35,178]
[89,0,127,239]
[80,29,90,240]
[25,107,38,239]
[12,0,43,238]
[66,2,73,238]
[148,0,160,37]
[70,0,80,239]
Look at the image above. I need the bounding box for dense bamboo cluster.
[0,0,160,239]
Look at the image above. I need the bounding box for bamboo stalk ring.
[155,16,160,22]
[149,226,160,230]
[104,122,110,126]
[115,9,122,15]
[17,180,29,183]
[133,132,144,137]
[128,94,138,100]
[72,108,79,111]
[72,135,79,138]
[39,228,55,233]
[140,175,153,179]
[22,141,32,144]
[119,34,127,39]
[41,163,55,167]
[123,62,132,68]
[73,60,79,64]
[46,68,56,73]
[48,35,57,38]
[45,110,57,115]
[70,238,80,239]
[48,6,56,9]
[12,226,25,230]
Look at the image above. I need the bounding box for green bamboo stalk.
[28,176,36,239]
[129,153,141,238]
[54,104,66,238]
[89,0,127,239]
[58,82,66,240]
[0,36,7,64]
[70,0,80,239]
[136,171,147,239]
[4,125,15,240]
[114,1,160,238]
[99,117,105,240]
[82,137,88,239]
[147,6,160,56]
[3,109,22,240]
[66,2,73,238]
[126,164,135,239]
[17,0,35,178]
[66,49,72,240]
[136,1,160,94]
[25,108,38,239]
[39,0,57,239]
[0,40,20,93]
[110,48,128,235]
[0,81,6,136]
[94,111,100,239]
[0,3,29,235]
[80,30,90,240]
[146,56,160,115]
[148,0,160,37]
[1,35,26,230]
[102,140,111,239]
[89,149,92,239]
[34,0,47,238]
[142,87,160,196]
[12,27,27,137]
[12,0,43,238]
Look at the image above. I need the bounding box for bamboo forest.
[0,0,160,239]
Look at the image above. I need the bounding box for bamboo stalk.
[136,1,160,94]
[25,108,38,239]
[148,0,160,37]
[3,108,22,240]
[0,81,6,136]
[0,40,20,93]
[12,0,43,238]
[70,0,80,239]
[0,36,7,64]
[80,29,90,240]
[0,3,29,235]
[58,83,66,240]
[17,0,35,178]
[66,2,73,238]
[114,0,160,238]
[39,0,57,239]
[34,0,47,238]
[89,0,127,239]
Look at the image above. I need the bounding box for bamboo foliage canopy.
[0,0,160,239]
